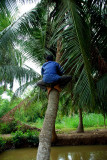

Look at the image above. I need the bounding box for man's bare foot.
[47,87,52,95]
[54,85,61,92]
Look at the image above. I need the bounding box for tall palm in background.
[0,0,107,159]
[0,0,40,92]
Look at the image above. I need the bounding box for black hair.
[46,55,53,61]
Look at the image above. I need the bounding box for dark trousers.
[37,75,72,91]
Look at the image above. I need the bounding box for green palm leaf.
[0,64,40,88]
[50,0,96,106]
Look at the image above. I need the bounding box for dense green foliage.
[12,130,39,147]
[0,0,106,140]
[0,87,22,118]
[0,137,6,150]
[0,0,106,109]
[33,113,107,129]
[14,100,45,122]
[0,130,39,152]
[0,121,17,134]
[0,97,22,118]
[0,111,106,134]
[0,97,10,118]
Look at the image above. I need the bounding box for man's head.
[46,55,53,61]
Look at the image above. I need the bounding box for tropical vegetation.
[0,0,107,159]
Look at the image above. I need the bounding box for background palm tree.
[0,0,40,92]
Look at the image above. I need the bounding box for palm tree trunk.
[50,38,63,143]
[56,38,63,63]
[77,108,84,133]
[103,113,106,128]
[52,124,57,143]
[36,89,59,160]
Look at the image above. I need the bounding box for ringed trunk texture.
[56,38,63,63]
[36,89,59,160]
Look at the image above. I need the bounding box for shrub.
[12,130,39,147]
[12,130,24,147]
[25,130,39,146]
[0,121,17,134]
[0,98,10,118]
[0,137,6,150]
[83,113,105,127]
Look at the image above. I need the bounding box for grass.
[34,113,107,131]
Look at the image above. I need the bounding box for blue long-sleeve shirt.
[41,61,63,83]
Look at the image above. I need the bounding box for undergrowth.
[35,113,107,129]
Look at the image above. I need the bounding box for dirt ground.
[1,128,107,146]
[55,128,107,146]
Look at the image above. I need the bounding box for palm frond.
[13,80,37,97]
[50,0,96,107]
[97,74,107,97]
[0,0,56,65]
[0,0,46,91]
[0,64,40,89]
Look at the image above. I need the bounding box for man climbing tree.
[37,55,72,94]
[36,55,72,160]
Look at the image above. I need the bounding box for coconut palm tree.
[37,0,107,157]
[51,0,107,133]
[0,0,40,91]
[0,0,107,159]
